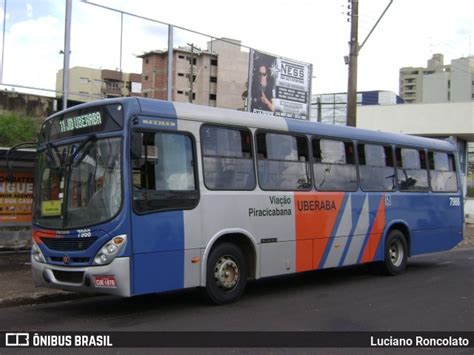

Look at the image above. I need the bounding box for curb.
[0,291,102,308]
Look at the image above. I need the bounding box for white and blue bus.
[32,98,464,304]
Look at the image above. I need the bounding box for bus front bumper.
[31,256,131,297]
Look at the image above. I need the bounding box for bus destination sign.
[40,104,124,142]
[59,112,102,133]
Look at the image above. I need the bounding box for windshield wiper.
[61,134,97,228]
[68,134,97,166]
[45,142,61,168]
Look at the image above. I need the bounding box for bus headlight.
[32,242,46,264]
[93,234,127,266]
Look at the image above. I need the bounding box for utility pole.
[167,25,174,101]
[187,43,195,103]
[62,0,72,110]
[346,0,393,127]
[346,0,359,127]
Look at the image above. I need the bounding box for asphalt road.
[1,248,472,335]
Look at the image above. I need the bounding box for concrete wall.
[0,91,55,119]
[0,230,31,250]
[423,72,449,103]
[451,57,474,102]
[209,38,249,110]
[358,101,474,139]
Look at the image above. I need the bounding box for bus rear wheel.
[205,243,248,305]
[380,229,408,275]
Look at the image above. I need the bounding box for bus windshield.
[33,136,122,229]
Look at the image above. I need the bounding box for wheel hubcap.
[214,256,239,289]
[389,239,404,267]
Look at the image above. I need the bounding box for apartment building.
[56,66,142,103]
[399,54,474,104]
[139,38,249,110]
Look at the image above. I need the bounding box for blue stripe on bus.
[356,194,382,264]
[131,101,185,296]
[338,193,367,267]
[319,192,350,267]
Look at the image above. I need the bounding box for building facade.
[139,38,249,110]
[56,66,142,103]
[399,54,474,104]
[310,90,404,124]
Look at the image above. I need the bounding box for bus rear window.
[428,151,458,192]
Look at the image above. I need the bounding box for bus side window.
[428,151,458,192]
[257,132,310,191]
[201,125,256,191]
[131,130,198,213]
[358,143,396,192]
[396,147,429,191]
[312,138,357,191]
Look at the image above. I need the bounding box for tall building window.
[211,58,218,66]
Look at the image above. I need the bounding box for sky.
[0,0,473,97]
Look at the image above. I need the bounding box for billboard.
[249,50,312,119]
[0,172,34,224]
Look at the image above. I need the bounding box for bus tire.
[381,229,408,276]
[205,243,248,305]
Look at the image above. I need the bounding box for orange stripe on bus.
[33,230,56,244]
[361,197,386,263]
[294,193,344,271]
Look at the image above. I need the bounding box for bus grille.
[52,270,84,284]
[50,257,91,264]
[40,237,98,251]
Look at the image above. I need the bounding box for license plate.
[94,276,116,288]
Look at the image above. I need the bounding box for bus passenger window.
[131,131,198,213]
[312,139,357,191]
[428,151,458,192]
[358,143,396,192]
[201,125,256,190]
[396,148,429,191]
[257,132,310,191]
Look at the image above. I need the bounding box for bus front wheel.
[380,229,408,275]
[205,243,248,305]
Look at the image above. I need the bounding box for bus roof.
[53,97,457,152]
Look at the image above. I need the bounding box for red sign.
[0,172,34,224]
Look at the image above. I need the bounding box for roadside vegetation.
[467,186,474,198]
[0,112,40,146]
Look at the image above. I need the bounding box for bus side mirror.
[130,131,142,160]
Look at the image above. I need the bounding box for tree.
[0,113,39,146]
